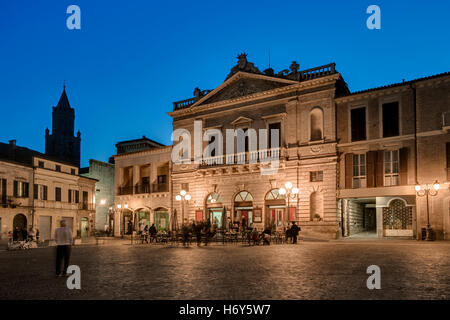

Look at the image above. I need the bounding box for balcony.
[298,63,336,81]
[118,185,134,195]
[173,89,211,111]
[79,203,95,211]
[119,183,169,196]
[135,183,151,194]
[1,196,21,208]
[199,148,281,168]
[151,183,168,193]
[442,111,450,132]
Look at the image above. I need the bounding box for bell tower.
[45,85,81,167]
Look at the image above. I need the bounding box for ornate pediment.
[231,116,253,126]
[197,75,294,106]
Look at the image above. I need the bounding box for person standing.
[55,220,73,277]
[7,231,13,244]
[36,229,40,244]
[290,222,300,244]
[149,223,157,243]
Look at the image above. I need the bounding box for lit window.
[353,154,366,188]
[384,150,399,186]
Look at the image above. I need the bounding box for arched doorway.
[13,214,27,241]
[383,199,413,237]
[81,217,89,237]
[265,188,286,230]
[154,207,169,231]
[233,191,253,230]
[136,208,150,231]
[122,209,133,235]
[206,193,224,228]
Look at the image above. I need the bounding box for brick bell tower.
[45,85,81,167]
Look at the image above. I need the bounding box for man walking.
[55,220,73,277]
[290,222,300,244]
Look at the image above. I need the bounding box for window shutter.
[24,182,29,198]
[366,151,377,188]
[43,185,48,200]
[399,147,408,185]
[34,184,38,199]
[68,189,72,203]
[13,180,18,197]
[376,150,384,187]
[345,153,353,189]
[75,190,79,203]
[1,179,6,197]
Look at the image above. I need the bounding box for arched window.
[265,188,286,200]
[234,191,253,202]
[206,192,223,204]
[310,108,323,141]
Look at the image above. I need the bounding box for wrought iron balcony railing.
[199,148,281,168]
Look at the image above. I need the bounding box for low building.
[80,159,115,233]
[113,138,171,237]
[336,73,450,240]
[0,140,96,241]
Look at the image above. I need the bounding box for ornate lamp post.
[415,180,440,241]
[279,181,299,226]
[176,190,191,225]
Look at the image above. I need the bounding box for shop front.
[233,191,253,230]
[154,207,169,231]
[206,193,224,228]
[264,188,286,231]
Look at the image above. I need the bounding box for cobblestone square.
[0,241,449,300]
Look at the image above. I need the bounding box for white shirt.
[54,227,73,245]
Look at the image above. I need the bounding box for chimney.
[8,139,17,160]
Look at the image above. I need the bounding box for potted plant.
[313,214,322,222]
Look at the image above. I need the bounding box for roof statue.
[225,53,262,80]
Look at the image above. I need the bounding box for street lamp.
[415,180,440,241]
[176,190,191,224]
[279,181,299,227]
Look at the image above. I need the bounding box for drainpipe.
[411,83,419,240]
[31,159,35,229]
[412,84,418,184]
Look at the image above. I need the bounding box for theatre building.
[169,54,349,239]
[336,73,450,240]
[113,137,172,237]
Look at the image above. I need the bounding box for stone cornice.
[336,73,450,103]
[168,73,341,118]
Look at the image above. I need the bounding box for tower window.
[55,165,61,172]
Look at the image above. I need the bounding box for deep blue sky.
[1,0,449,167]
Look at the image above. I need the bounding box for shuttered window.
[14,181,29,198]
[353,154,366,188]
[384,150,400,186]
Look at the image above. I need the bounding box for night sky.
[1,0,449,167]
